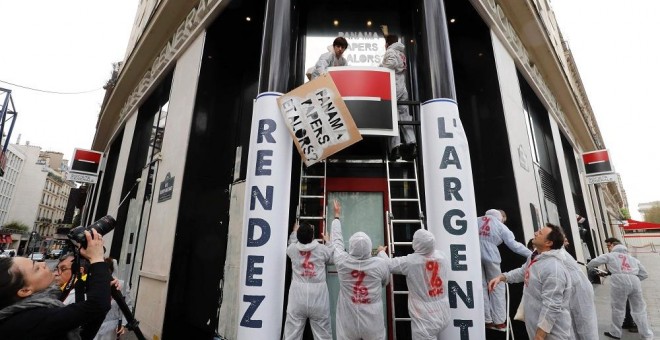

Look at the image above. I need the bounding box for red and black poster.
[71,149,103,175]
[582,149,613,176]
[328,66,397,136]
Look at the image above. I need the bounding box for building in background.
[639,200,660,217]
[0,143,27,250]
[85,0,628,339]
[6,144,75,254]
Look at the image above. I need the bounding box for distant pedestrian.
[604,238,638,333]
[588,242,653,339]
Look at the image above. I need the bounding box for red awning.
[623,219,660,230]
[0,234,12,244]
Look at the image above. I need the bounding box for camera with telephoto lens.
[67,215,116,248]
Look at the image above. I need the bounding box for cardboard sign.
[278,74,362,166]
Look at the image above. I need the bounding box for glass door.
[325,176,392,339]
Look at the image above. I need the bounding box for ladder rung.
[391,219,423,223]
[390,198,419,202]
[393,291,409,295]
[299,216,324,220]
[395,317,412,322]
[392,242,413,246]
[301,175,325,179]
[300,195,324,199]
[388,178,417,182]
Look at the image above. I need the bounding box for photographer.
[0,230,111,339]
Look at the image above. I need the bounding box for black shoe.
[389,146,401,160]
[629,327,638,333]
[603,331,621,339]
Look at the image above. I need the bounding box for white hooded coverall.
[378,229,450,339]
[283,231,334,340]
[479,209,532,324]
[310,50,348,80]
[559,248,598,340]
[379,41,416,151]
[503,249,573,340]
[330,218,390,340]
[587,244,653,339]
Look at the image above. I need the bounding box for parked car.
[28,252,45,262]
[49,249,64,259]
[0,249,17,258]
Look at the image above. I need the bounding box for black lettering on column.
[247,218,271,247]
[454,319,474,340]
[250,186,273,210]
[444,177,463,201]
[439,146,462,169]
[448,281,474,308]
[437,117,454,138]
[245,255,264,286]
[450,244,468,271]
[256,150,273,175]
[443,209,467,235]
[258,119,276,143]
[240,295,265,328]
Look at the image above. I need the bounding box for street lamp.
[25,231,38,255]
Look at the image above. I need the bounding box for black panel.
[111,73,173,260]
[92,129,123,222]
[443,1,527,338]
[161,2,266,339]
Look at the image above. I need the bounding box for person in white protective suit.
[489,223,573,340]
[283,222,334,340]
[308,37,348,80]
[587,243,654,340]
[478,209,532,330]
[377,229,450,339]
[329,199,390,340]
[559,238,598,340]
[379,34,416,161]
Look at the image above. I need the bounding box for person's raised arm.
[330,199,346,254]
[288,222,299,246]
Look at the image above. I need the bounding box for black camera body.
[67,215,116,248]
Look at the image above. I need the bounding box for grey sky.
[0,1,137,161]
[551,0,660,219]
[1,1,655,219]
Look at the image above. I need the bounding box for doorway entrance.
[325,176,393,340]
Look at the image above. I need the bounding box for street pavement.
[594,249,660,339]
[120,250,660,340]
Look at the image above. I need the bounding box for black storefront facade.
[87,0,622,339]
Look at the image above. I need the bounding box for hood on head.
[387,41,405,53]
[349,232,372,260]
[413,229,435,254]
[485,209,503,222]
[611,244,628,254]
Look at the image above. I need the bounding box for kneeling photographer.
[0,228,111,339]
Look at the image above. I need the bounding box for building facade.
[87,0,627,339]
[7,145,75,253]
[0,144,27,250]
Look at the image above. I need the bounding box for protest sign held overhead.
[278,74,362,166]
